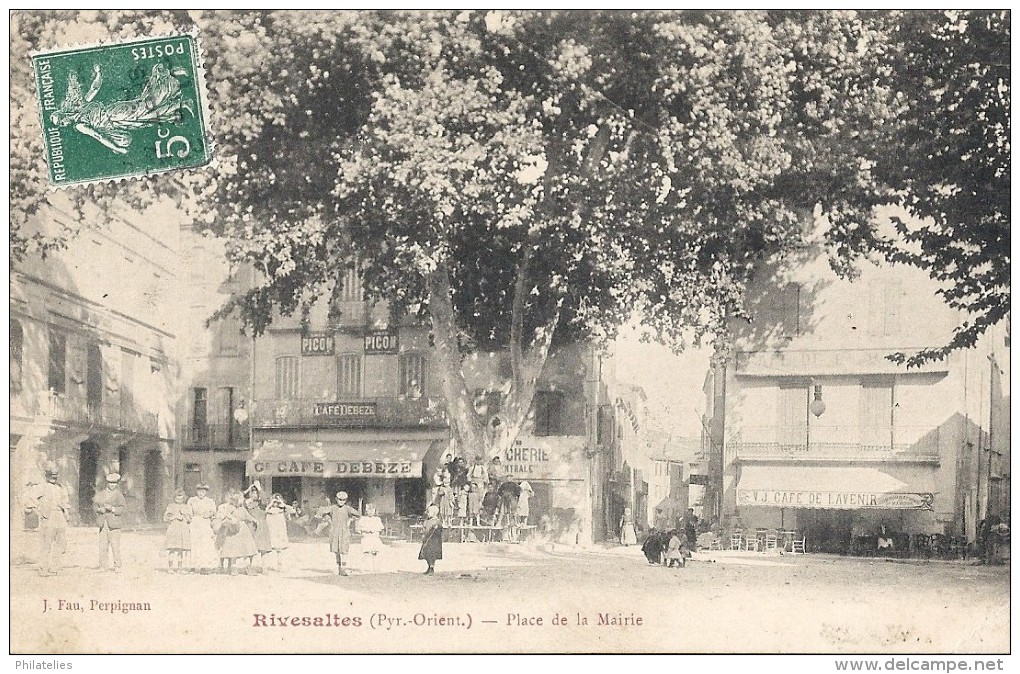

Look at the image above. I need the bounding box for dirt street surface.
[10,530,1009,654]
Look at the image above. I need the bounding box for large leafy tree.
[875,10,1010,365]
[9,10,1008,460]
[202,10,898,456]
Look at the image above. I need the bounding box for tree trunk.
[427,263,560,461]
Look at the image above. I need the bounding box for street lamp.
[810,384,826,418]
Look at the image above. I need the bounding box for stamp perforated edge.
[30,28,218,190]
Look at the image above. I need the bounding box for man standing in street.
[683,508,699,550]
[94,473,127,572]
[25,462,71,577]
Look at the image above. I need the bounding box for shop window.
[10,318,23,393]
[399,354,426,398]
[275,356,300,400]
[337,354,363,397]
[533,390,565,436]
[48,328,67,394]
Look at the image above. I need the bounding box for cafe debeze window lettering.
[736,489,934,510]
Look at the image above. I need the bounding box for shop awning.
[246,438,440,479]
[736,465,934,510]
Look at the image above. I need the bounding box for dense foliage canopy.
[10,10,1010,450]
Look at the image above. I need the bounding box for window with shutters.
[219,386,236,446]
[779,283,801,336]
[48,328,67,394]
[275,356,300,400]
[337,354,363,397]
[777,384,808,448]
[192,388,208,443]
[10,319,23,394]
[399,354,425,398]
[340,266,363,302]
[859,380,894,448]
[86,344,103,416]
[120,348,136,423]
[533,390,565,436]
[867,281,902,337]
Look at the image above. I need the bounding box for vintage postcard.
[8,9,1010,664]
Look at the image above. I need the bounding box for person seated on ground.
[697,529,720,551]
[877,525,895,553]
[664,529,688,568]
[641,528,666,565]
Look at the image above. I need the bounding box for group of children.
[162,483,295,575]
[641,528,692,569]
[429,454,534,529]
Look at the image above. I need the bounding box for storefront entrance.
[799,509,854,554]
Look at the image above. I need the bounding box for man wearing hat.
[25,462,71,576]
[93,473,127,572]
[327,491,360,576]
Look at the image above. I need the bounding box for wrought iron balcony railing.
[730,424,940,461]
[252,396,448,430]
[181,422,251,450]
[16,391,163,436]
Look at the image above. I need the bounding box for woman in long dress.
[518,480,534,526]
[163,489,192,574]
[187,484,218,573]
[245,491,272,573]
[265,493,294,572]
[214,492,258,575]
[418,504,443,575]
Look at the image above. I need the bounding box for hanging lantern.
[810,384,826,418]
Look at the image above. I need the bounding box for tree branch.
[509,243,533,392]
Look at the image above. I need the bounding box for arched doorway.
[78,440,100,525]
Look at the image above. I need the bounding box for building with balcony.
[11,199,177,530]
[176,227,254,501]
[707,237,1009,553]
[173,232,624,542]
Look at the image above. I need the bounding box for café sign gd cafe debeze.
[248,459,421,478]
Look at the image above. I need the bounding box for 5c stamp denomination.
[32,34,211,187]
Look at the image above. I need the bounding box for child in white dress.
[357,503,385,572]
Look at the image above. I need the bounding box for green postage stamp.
[32,34,212,187]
